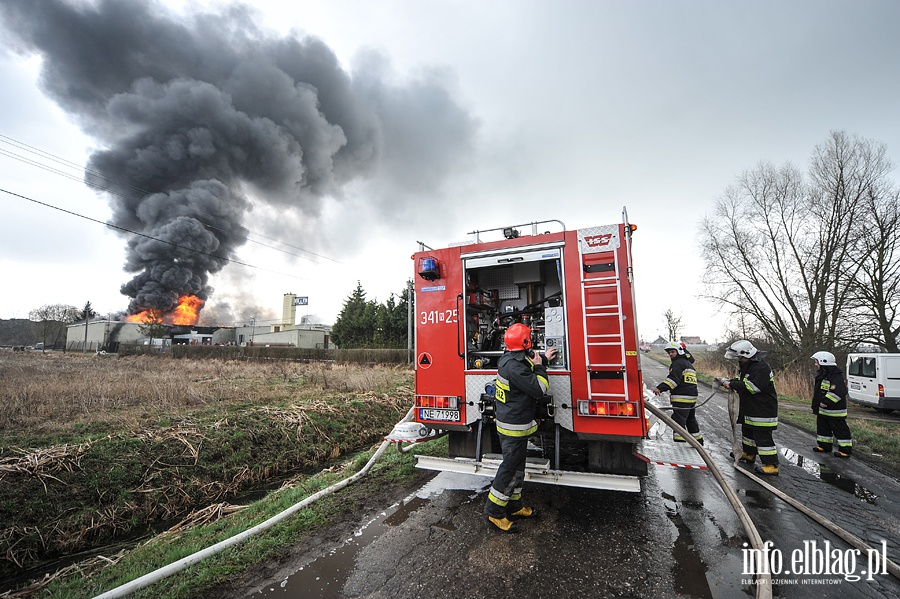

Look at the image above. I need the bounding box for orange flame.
[171,295,204,325]
[125,295,205,325]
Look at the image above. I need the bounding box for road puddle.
[254,472,486,597]
[656,469,715,598]
[780,448,878,504]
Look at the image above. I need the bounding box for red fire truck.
[410,214,649,492]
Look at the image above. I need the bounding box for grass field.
[0,351,423,597]
[3,349,898,597]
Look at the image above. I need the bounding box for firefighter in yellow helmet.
[484,323,557,533]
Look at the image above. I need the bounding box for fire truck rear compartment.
[464,249,565,371]
[413,219,647,490]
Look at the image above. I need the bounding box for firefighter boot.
[755,464,779,476]
[488,516,519,533]
[738,452,756,464]
[835,451,851,459]
[813,446,828,453]
[509,506,539,519]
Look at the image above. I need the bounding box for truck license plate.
[850,382,861,390]
[419,409,459,421]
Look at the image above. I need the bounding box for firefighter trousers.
[484,433,528,519]
[671,406,702,444]
[816,415,853,455]
[741,423,779,466]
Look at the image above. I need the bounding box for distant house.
[650,336,669,346]
[680,336,703,345]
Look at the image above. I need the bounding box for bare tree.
[699,131,886,357]
[28,304,78,350]
[846,185,900,350]
[663,309,683,342]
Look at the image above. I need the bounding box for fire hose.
[92,407,417,599]
[651,381,900,591]
[643,391,774,599]
[709,381,900,581]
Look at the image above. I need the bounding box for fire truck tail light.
[415,395,459,409]
[577,400,639,418]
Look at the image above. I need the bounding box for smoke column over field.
[0,0,476,318]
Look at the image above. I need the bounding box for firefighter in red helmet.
[484,322,557,533]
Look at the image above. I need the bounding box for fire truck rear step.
[633,439,708,470]
[414,455,641,492]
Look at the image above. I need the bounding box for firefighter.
[811,351,853,457]
[653,341,703,445]
[721,340,780,475]
[484,323,557,533]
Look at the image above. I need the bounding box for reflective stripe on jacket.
[812,365,848,417]
[656,354,698,402]
[729,357,778,423]
[494,350,549,435]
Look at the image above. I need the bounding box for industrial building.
[65,293,332,352]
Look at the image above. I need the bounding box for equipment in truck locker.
[409,214,701,492]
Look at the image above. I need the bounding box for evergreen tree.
[77,301,97,323]
[332,281,411,348]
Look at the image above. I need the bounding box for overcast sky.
[2,0,899,343]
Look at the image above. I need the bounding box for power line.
[0,133,343,265]
[0,186,311,282]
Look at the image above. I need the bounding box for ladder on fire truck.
[578,225,631,403]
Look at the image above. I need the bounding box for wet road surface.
[234,356,900,598]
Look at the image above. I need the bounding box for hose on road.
[92,407,416,599]
[654,375,900,584]
[643,393,774,599]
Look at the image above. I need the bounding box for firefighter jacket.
[656,355,698,404]
[494,350,550,437]
[729,357,778,427]
[812,365,849,418]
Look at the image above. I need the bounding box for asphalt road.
[231,356,900,599]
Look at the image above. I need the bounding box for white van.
[846,353,900,412]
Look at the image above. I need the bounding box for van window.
[849,356,877,378]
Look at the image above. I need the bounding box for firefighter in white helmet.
[653,341,702,444]
[484,323,557,533]
[721,340,780,475]
[811,351,853,457]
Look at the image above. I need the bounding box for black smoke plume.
[0,0,476,317]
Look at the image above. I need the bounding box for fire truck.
[409,213,650,492]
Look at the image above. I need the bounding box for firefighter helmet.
[725,340,758,360]
[664,341,685,355]
[504,323,532,351]
[811,351,836,366]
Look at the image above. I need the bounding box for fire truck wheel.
[588,440,649,477]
